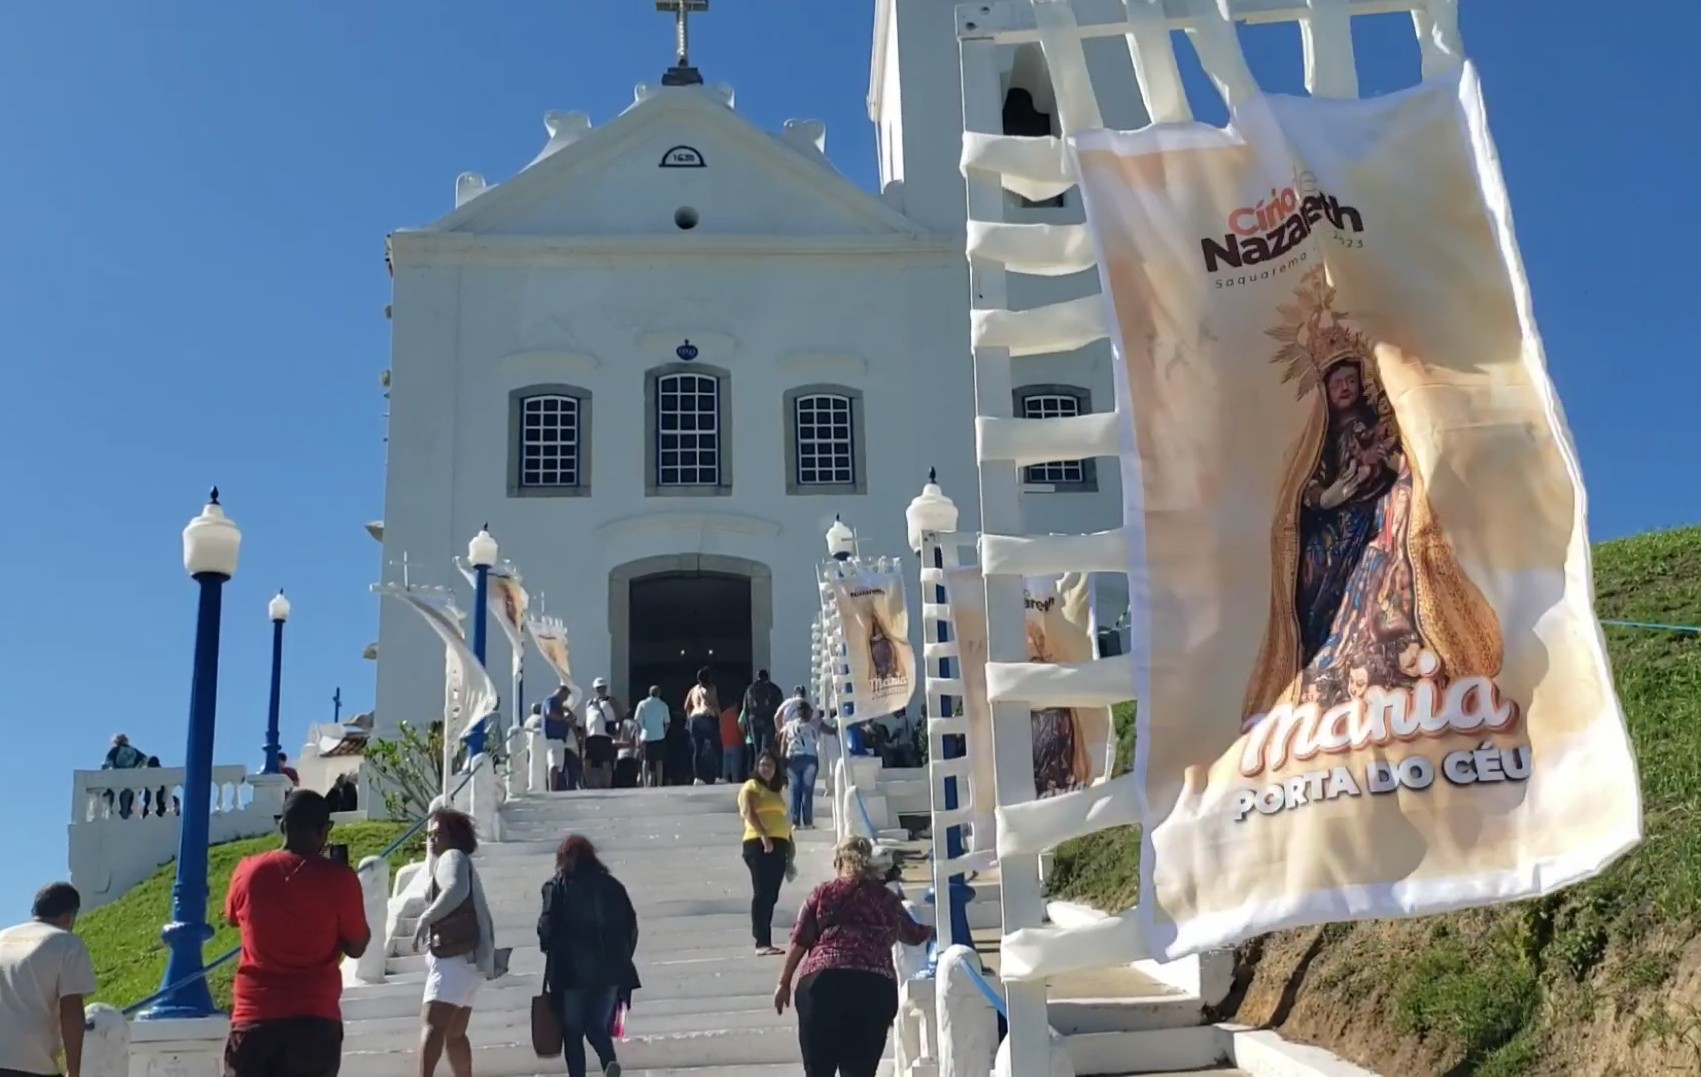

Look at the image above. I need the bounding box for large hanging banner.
[830,567,917,719]
[1072,60,1642,957]
[378,588,498,745]
[944,568,1114,826]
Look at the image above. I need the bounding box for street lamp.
[141,488,241,1021]
[465,525,498,757]
[905,469,974,957]
[263,590,291,775]
[825,516,855,561]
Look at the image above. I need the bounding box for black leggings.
[741,837,789,948]
[795,968,899,1077]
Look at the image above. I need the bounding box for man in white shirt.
[632,686,671,788]
[774,685,809,729]
[582,677,623,790]
[0,883,97,1077]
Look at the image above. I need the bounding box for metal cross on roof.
[656,0,708,86]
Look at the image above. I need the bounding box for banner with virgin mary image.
[1024,573,1115,798]
[1071,61,1641,958]
[944,568,1115,826]
[458,562,531,675]
[830,567,916,718]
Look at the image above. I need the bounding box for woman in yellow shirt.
[738,751,794,956]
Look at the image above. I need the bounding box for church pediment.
[416,87,929,241]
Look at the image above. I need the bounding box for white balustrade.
[892,896,938,1077]
[68,766,286,912]
[83,1004,129,1077]
[936,945,999,1077]
[524,720,551,794]
[353,855,390,985]
[469,752,499,841]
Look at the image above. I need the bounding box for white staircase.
[336,782,865,1076]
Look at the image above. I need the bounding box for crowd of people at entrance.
[533,668,840,815]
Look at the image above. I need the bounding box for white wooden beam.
[958,0,1419,43]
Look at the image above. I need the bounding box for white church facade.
[373,1,1133,731]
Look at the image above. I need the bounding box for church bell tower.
[869,0,1149,232]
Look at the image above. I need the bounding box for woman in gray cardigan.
[415,807,496,1077]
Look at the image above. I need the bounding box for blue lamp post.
[141,488,241,1021]
[263,590,290,775]
[464,525,498,758]
[907,470,974,954]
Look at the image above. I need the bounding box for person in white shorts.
[415,808,496,1077]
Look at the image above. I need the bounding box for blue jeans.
[690,714,720,784]
[722,746,745,783]
[788,754,819,827]
[556,986,619,1077]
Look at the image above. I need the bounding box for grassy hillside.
[1046,525,1701,1075]
[81,821,416,1012]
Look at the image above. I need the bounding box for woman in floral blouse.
[773,836,932,1076]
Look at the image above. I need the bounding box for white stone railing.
[69,767,289,911]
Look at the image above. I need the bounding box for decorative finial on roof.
[656,0,708,86]
[209,486,221,505]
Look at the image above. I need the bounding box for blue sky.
[1,1,1694,930]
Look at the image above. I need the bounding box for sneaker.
[693,778,706,786]
[603,1063,622,1077]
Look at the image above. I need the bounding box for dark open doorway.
[628,571,754,716]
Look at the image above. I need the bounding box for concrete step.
[439,909,801,944]
[385,941,788,979]
[369,956,782,1002]
[343,784,870,1074]
[343,976,777,1024]
[343,994,794,1053]
[1066,1026,1228,1075]
[342,1023,803,1077]
[507,1066,893,1077]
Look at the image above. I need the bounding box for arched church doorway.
[608,554,773,712]
[630,572,751,712]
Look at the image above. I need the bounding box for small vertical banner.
[527,614,574,689]
[948,569,1117,813]
[1070,56,1642,957]
[459,564,531,659]
[1024,573,1115,797]
[830,567,917,718]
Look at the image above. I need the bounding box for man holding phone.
[223,790,369,1077]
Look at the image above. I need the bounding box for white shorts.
[546,739,570,770]
[423,952,482,1009]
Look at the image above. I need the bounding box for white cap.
[592,677,609,689]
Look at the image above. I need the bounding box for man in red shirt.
[223,790,369,1077]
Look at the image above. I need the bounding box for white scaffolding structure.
[955,0,1429,1069]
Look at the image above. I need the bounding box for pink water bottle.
[611,1002,628,1042]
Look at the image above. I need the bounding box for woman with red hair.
[537,835,640,1077]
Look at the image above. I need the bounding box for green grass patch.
[82,821,418,1012]
[1049,526,1701,1074]
[1047,700,1141,909]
